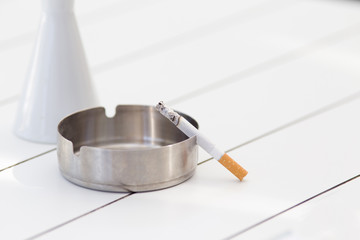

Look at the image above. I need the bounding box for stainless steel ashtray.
[57,105,198,192]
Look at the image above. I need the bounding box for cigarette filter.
[156,101,248,181]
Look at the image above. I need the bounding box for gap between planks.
[167,22,360,105]
[25,193,135,240]
[198,89,360,165]
[223,174,360,239]
[0,148,56,173]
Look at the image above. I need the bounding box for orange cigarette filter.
[219,154,248,181]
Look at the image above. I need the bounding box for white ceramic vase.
[14,0,98,144]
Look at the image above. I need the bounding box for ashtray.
[57,105,198,192]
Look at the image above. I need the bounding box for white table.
[1,0,360,239]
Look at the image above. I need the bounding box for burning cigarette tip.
[156,101,180,125]
[219,154,248,181]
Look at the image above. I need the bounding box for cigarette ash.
[156,101,180,125]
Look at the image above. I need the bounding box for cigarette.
[156,101,248,181]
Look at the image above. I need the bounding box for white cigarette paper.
[156,101,248,181]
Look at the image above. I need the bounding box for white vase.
[14,0,98,144]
